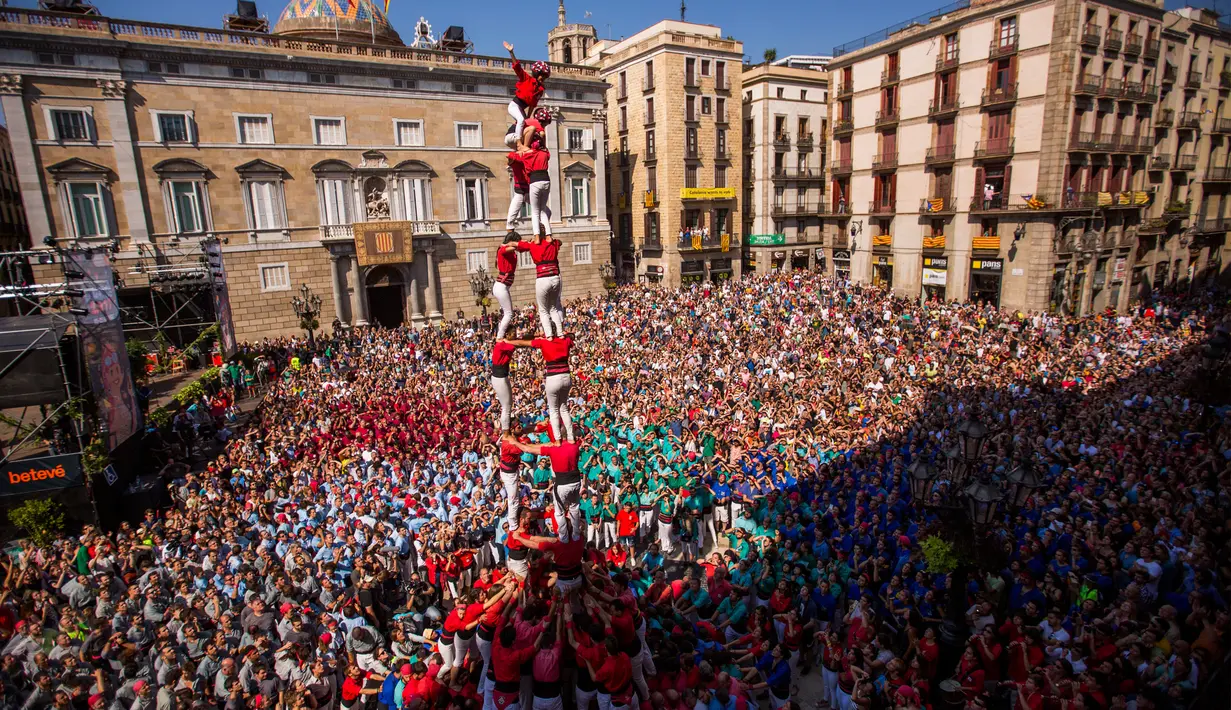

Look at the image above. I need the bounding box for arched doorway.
[365,265,405,328]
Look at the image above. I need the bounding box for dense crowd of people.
[0,272,1228,710]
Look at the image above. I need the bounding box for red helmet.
[532,107,553,126]
[531,61,551,78]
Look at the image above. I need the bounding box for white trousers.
[821,667,839,707]
[501,469,520,531]
[534,275,564,338]
[533,696,564,710]
[453,634,473,667]
[703,511,718,550]
[493,281,514,340]
[438,641,455,679]
[544,372,574,442]
[575,688,597,710]
[529,180,552,236]
[658,519,674,554]
[630,646,649,701]
[638,510,654,540]
[553,480,582,541]
[602,521,618,548]
[507,101,526,149]
[492,374,513,431]
[507,189,528,231]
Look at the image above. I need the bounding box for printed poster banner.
[354,220,416,266]
[0,453,84,498]
[65,250,141,451]
[680,187,737,200]
[203,240,236,359]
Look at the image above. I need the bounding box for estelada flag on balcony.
[926,197,945,212]
[691,233,702,251]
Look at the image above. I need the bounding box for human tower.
[479,43,589,585]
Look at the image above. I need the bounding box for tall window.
[401,178,432,221]
[999,16,1018,46]
[568,128,585,151]
[247,181,284,230]
[717,128,727,156]
[685,166,698,189]
[169,181,204,233]
[646,130,656,156]
[715,165,727,188]
[944,32,959,61]
[313,118,346,146]
[395,120,424,147]
[647,166,657,194]
[68,183,108,237]
[460,178,486,221]
[646,97,655,123]
[570,178,589,216]
[456,123,482,148]
[236,114,273,144]
[320,179,351,225]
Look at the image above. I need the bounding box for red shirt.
[533,336,572,375]
[617,509,639,537]
[492,341,516,368]
[496,245,518,285]
[508,152,530,190]
[522,147,550,174]
[512,60,546,109]
[499,438,522,473]
[541,440,580,482]
[518,239,560,277]
[541,536,585,579]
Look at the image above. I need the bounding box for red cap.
[320,632,332,644]
[401,663,413,675]
[279,603,293,615]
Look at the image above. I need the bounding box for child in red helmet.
[503,41,550,149]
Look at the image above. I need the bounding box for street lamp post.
[290,283,323,345]
[469,267,494,316]
[599,262,616,297]
[910,416,1043,677]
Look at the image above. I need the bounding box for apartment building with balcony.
[584,21,744,286]
[0,2,609,340]
[740,63,829,273]
[1138,8,1231,303]
[827,0,1168,314]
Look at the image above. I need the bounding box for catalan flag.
[385,0,392,13]
[926,197,945,212]
[1097,191,1113,206]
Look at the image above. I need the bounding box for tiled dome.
[274,0,402,45]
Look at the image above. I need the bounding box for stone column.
[546,117,563,226]
[0,75,53,243]
[348,254,369,326]
[98,79,151,243]
[328,253,348,327]
[592,110,608,223]
[424,245,442,321]
[409,261,424,327]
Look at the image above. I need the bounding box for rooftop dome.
[274,0,403,46]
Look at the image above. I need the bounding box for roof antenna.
[680,0,686,21]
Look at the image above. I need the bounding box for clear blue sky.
[3,0,1221,62]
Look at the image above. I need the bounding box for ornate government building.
[0,0,610,340]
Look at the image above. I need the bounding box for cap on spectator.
[88,694,106,708]
[14,621,25,630]
[320,632,332,644]
[132,680,148,692]
[279,603,293,615]
[401,663,413,675]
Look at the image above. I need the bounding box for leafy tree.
[9,498,65,548]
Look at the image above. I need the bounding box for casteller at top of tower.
[273,0,403,46]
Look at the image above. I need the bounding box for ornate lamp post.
[909,416,1043,675]
[290,283,323,345]
[598,261,616,296]
[469,267,494,316]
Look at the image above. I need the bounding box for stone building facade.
[823,0,1231,314]
[740,63,830,275]
[0,1,609,342]
[0,125,28,254]
[582,21,744,286]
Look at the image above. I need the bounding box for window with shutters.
[685,166,698,189]
[246,180,285,231]
[998,16,1018,47]
[401,178,433,221]
[312,117,346,146]
[945,33,959,61]
[466,250,489,274]
[701,96,712,115]
[395,120,424,147]
[456,122,483,148]
[319,179,351,225]
[645,212,660,246]
[647,166,657,194]
[168,181,206,233]
[718,128,728,157]
[235,114,273,144]
[715,165,727,189]
[646,97,656,124]
[65,183,109,238]
[569,178,590,216]
[568,128,585,151]
[573,242,592,265]
[646,130,656,157]
[518,251,535,269]
[259,263,291,292]
[459,177,487,222]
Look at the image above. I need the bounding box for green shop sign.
[747,234,786,246]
